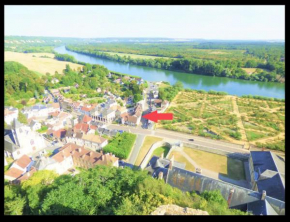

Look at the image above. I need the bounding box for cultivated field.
[157,91,285,151]
[5,51,83,75]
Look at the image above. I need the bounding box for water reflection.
[54,46,284,99]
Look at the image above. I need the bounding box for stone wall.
[183,142,249,161]
[140,141,171,169]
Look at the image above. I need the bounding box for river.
[54,46,284,99]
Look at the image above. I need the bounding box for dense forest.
[5,62,46,108]
[4,166,248,215]
[66,42,284,83]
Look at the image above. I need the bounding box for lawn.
[183,147,245,180]
[168,151,195,172]
[150,146,170,159]
[5,51,83,75]
[134,136,163,166]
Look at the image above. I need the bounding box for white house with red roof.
[4,154,34,181]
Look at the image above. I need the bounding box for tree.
[18,111,28,124]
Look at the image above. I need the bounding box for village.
[4,72,170,182]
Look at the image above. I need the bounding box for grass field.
[150,146,171,159]
[104,51,174,60]
[5,51,83,75]
[183,147,245,180]
[168,151,195,172]
[241,68,257,74]
[134,136,163,166]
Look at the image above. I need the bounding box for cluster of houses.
[5,142,119,183]
[113,75,144,86]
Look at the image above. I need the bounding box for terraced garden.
[156,91,285,151]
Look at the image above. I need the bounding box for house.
[52,143,119,171]
[75,83,79,88]
[29,120,41,131]
[136,78,144,85]
[154,99,163,107]
[74,123,90,134]
[66,134,108,151]
[96,87,102,93]
[13,167,37,184]
[80,104,96,116]
[51,78,59,84]
[4,120,46,160]
[47,128,67,141]
[4,154,34,181]
[4,107,19,125]
[107,72,112,78]
[120,103,142,126]
[72,102,82,111]
[152,90,159,99]
[62,87,71,93]
[249,151,285,202]
[47,102,60,113]
[81,114,93,124]
[114,78,122,84]
[22,104,50,119]
[100,109,115,123]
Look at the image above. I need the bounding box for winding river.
[54,46,284,99]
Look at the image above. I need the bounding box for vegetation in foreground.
[4,166,249,215]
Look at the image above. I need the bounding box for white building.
[4,120,46,160]
[22,104,50,119]
[29,120,42,131]
[4,107,19,125]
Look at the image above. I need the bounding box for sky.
[5,5,285,40]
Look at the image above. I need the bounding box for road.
[107,124,250,155]
[128,134,145,165]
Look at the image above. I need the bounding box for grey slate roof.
[33,156,57,171]
[250,151,285,201]
[247,200,278,215]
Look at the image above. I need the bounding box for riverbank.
[53,46,285,99]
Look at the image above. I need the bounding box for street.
[107,124,250,155]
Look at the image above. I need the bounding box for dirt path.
[199,94,207,117]
[253,132,285,144]
[232,97,248,147]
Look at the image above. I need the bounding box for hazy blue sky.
[5,5,285,40]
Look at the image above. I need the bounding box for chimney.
[196,168,202,174]
[261,190,266,200]
[160,152,164,159]
[158,171,163,180]
[168,161,173,170]
[227,188,235,207]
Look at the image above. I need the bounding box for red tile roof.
[74,123,89,133]
[55,143,119,166]
[53,129,67,138]
[15,154,32,169]
[82,115,92,123]
[5,167,24,179]
[16,167,37,182]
